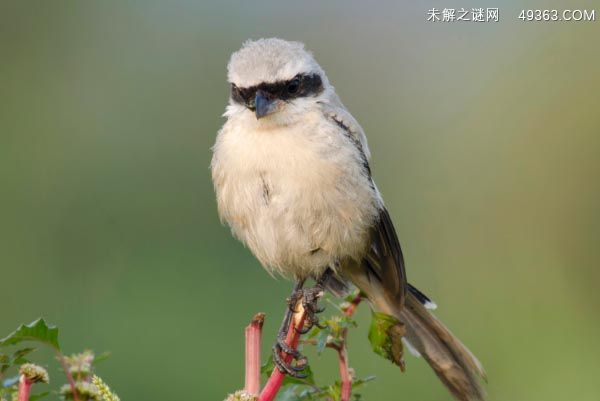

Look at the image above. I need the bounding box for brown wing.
[361,206,407,310]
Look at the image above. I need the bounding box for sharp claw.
[288,367,308,378]
[315,321,328,329]
[290,363,308,372]
[272,348,309,377]
[314,306,326,314]
[296,325,312,334]
[273,351,296,375]
[273,280,328,380]
[275,340,301,358]
[295,357,308,369]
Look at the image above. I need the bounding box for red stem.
[258,303,307,401]
[339,294,362,401]
[17,375,32,401]
[57,352,81,401]
[337,346,351,401]
[244,313,265,395]
[344,294,362,317]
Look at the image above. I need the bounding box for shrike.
[211,38,485,401]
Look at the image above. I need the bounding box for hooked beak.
[254,90,279,119]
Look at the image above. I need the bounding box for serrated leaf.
[0,354,8,374]
[276,385,302,401]
[92,351,111,365]
[12,347,36,366]
[339,316,357,329]
[314,330,329,355]
[1,348,37,373]
[351,375,375,389]
[30,391,50,401]
[306,325,322,339]
[0,319,60,351]
[283,364,315,386]
[261,354,275,376]
[368,312,405,370]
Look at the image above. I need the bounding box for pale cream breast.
[211,109,379,279]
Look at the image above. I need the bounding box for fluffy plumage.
[227,38,328,89]
[214,39,377,278]
[211,38,486,401]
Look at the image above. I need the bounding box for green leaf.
[352,375,375,389]
[261,354,275,377]
[30,391,51,401]
[314,329,329,354]
[279,385,330,401]
[276,385,302,401]
[1,348,36,373]
[12,347,36,365]
[0,319,60,351]
[367,312,405,370]
[92,351,111,366]
[0,353,8,372]
[344,289,362,303]
[283,364,315,386]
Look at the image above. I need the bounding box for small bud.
[60,351,94,379]
[19,364,49,384]
[224,390,258,401]
[60,382,100,400]
[91,375,120,401]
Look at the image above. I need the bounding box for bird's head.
[226,38,330,124]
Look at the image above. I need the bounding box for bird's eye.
[287,78,300,94]
[231,84,252,104]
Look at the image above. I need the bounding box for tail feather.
[340,261,485,401]
[400,292,486,401]
[337,206,485,400]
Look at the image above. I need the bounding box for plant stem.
[17,375,32,401]
[245,313,265,396]
[258,300,307,401]
[344,294,362,317]
[337,345,351,401]
[339,294,362,401]
[57,352,81,401]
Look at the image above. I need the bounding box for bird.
[211,38,486,401]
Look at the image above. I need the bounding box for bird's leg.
[296,269,331,334]
[272,270,333,377]
[272,279,309,377]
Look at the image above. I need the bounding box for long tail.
[399,288,486,401]
[339,263,486,401]
[335,207,486,400]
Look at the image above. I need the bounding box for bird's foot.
[294,286,326,334]
[272,336,308,378]
[272,282,326,378]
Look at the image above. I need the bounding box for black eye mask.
[231,74,324,110]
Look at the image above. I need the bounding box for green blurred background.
[1,1,599,400]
